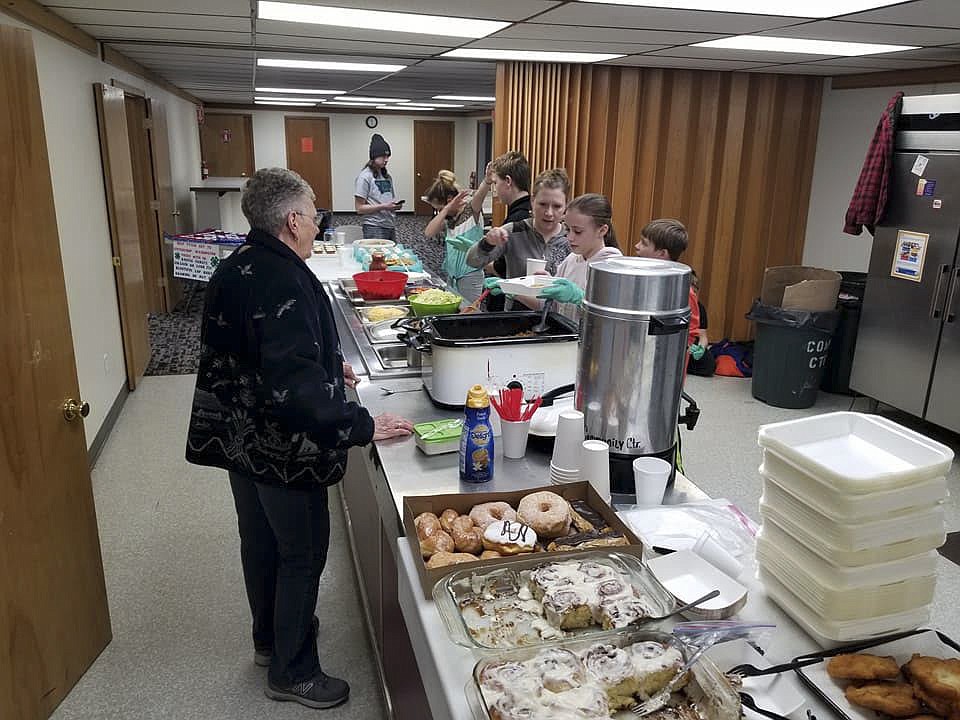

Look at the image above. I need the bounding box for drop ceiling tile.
[757,20,960,46]
[254,33,446,56]
[77,24,251,43]
[749,63,865,74]
[603,55,771,70]
[274,0,559,21]
[463,37,666,53]
[255,50,414,65]
[866,46,960,61]
[533,5,806,33]
[801,56,959,69]
[254,19,466,47]
[109,43,255,59]
[841,0,960,29]
[648,46,839,64]
[54,8,250,30]
[490,23,720,45]
[45,0,247,14]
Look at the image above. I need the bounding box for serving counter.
[317,265,960,720]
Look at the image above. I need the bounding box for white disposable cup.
[338,246,353,267]
[335,229,347,245]
[551,410,584,470]
[581,440,611,503]
[632,457,672,505]
[526,258,547,275]
[692,531,744,579]
[501,420,531,459]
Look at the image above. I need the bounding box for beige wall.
[1,12,201,447]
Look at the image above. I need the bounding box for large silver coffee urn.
[576,257,691,502]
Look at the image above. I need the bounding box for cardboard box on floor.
[761,266,841,312]
[403,482,644,599]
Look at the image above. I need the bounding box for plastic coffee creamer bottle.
[459,385,494,483]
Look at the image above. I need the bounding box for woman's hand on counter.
[373,412,414,441]
[343,362,359,388]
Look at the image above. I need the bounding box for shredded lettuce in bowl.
[410,289,462,305]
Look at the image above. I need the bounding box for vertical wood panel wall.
[494,63,823,340]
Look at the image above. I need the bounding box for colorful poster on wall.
[300,136,314,153]
[890,229,929,282]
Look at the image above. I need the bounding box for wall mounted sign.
[300,136,314,153]
[221,128,232,143]
[891,229,929,282]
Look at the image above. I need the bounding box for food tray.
[760,479,945,552]
[760,450,947,522]
[793,628,960,720]
[465,629,741,720]
[756,530,937,620]
[759,569,930,648]
[497,274,554,298]
[757,412,954,493]
[759,504,946,567]
[645,550,748,620]
[357,305,409,324]
[433,550,675,650]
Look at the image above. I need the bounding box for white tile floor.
[52,373,960,719]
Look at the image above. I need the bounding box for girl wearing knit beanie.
[354,133,401,240]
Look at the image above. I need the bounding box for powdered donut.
[469,501,517,529]
[517,491,572,538]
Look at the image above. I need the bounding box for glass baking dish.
[465,628,742,720]
[433,550,675,651]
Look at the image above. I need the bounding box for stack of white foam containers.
[755,412,953,648]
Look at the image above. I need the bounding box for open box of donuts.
[402,482,644,598]
[433,549,675,651]
[465,628,743,720]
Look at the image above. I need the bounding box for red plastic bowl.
[353,271,408,300]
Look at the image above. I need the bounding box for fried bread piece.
[903,655,960,707]
[845,682,924,718]
[828,653,901,681]
[910,683,954,719]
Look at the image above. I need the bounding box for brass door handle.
[63,398,90,421]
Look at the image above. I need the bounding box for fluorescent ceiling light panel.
[433,95,496,101]
[411,102,463,108]
[255,100,316,106]
[376,105,434,111]
[258,1,508,38]
[334,96,409,103]
[574,0,906,18]
[323,101,379,107]
[255,87,343,94]
[255,96,320,102]
[693,36,919,56]
[257,58,406,72]
[442,49,623,63]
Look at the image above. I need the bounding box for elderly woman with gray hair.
[186,167,412,709]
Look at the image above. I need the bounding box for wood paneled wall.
[494,63,824,340]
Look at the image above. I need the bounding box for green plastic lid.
[413,420,462,443]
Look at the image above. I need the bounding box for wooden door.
[94,83,151,390]
[284,116,332,210]
[148,99,184,310]
[200,112,254,177]
[1,25,111,719]
[413,120,454,216]
[125,94,165,314]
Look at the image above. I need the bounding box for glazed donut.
[479,550,502,560]
[517,491,572,538]
[419,530,454,558]
[452,526,483,554]
[438,508,459,533]
[450,515,475,534]
[425,551,479,569]
[481,519,537,555]
[469,501,517,529]
[414,512,442,540]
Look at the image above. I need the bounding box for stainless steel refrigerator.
[850,108,960,434]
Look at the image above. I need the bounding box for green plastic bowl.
[408,293,462,317]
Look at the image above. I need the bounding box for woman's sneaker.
[265,670,349,709]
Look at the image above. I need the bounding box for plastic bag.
[673,621,776,649]
[745,300,839,333]
[618,499,758,559]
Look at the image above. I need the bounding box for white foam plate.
[705,640,806,719]
[646,550,748,619]
[498,274,555,298]
[529,396,576,437]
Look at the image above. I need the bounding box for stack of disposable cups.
[551,411,584,484]
[756,412,952,648]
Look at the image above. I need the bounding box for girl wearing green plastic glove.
[536,193,622,322]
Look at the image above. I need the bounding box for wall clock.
[365,115,378,129]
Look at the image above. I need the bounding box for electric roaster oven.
[397,311,579,408]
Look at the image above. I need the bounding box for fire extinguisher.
[201,160,209,180]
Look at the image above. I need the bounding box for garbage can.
[820,271,867,395]
[746,300,840,409]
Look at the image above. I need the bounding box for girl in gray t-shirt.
[354,134,400,241]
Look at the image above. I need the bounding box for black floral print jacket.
[186,228,374,486]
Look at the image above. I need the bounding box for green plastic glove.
[483,276,503,296]
[446,234,476,253]
[689,343,706,360]
[537,277,585,305]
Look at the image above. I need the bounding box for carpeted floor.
[145,214,435,376]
